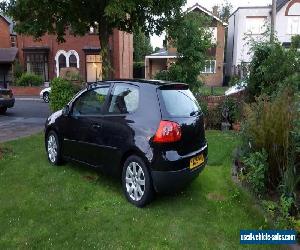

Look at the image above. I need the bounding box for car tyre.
[0,107,7,114]
[46,130,62,165]
[43,92,50,103]
[122,155,154,207]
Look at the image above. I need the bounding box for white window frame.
[287,16,300,35]
[55,50,80,77]
[209,27,218,44]
[246,17,267,35]
[202,60,216,74]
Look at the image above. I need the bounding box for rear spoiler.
[158,83,189,90]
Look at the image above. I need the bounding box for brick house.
[145,3,227,86]
[0,13,133,86]
[0,15,17,88]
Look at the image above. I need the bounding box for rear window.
[160,89,201,117]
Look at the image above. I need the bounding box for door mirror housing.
[62,105,70,116]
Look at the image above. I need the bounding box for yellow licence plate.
[190,154,205,170]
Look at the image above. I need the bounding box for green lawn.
[0,131,279,249]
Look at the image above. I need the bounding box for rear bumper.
[151,144,208,193]
[151,163,206,193]
[0,98,15,108]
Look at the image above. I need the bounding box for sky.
[151,0,272,48]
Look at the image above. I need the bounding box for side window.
[72,87,109,116]
[108,84,139,114]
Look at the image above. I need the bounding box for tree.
[133,28,152,63]
[218,1,233,23]
[156,12,212,89]
[1,0,185,79]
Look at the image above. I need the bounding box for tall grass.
[242,89,297,189]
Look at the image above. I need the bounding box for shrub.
[242,89,298,189]
[228,75,240,87]
[248,42,300,98]
[221,97,243,124]
[198,98,208,117]
[13,60,24,80]
[243,150,268,196]
[262,196,296,229]
[15,72,43,86]
[206,106,222,130]
[50,77,80,112]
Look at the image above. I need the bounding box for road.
[0,98,51,142]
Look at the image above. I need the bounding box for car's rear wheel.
[43,92,50,103]
[46,131,62,165]
[0,107,7,114]
[122,155,154,207]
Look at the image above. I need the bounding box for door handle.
[92,123,102,129]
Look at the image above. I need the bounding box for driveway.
[0,98,50,142]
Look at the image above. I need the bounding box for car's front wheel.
[46,131,62,165]
[0,107,7,114]
[122,155,154,207]
[43,92,50,103]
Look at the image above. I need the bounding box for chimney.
[212,6,219,16]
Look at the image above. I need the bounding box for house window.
[58,54,67,74]
[287,3,300,16]
[69,54,78,68]
[86,55,102,82]
[209,27,217,44]
[246,17,267,35]
[25,53,48,81]
[287,17,300,35]
[202,60,216,74]
[55,50,80,77]
[10,36,16,47]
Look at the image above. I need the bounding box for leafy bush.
[13,60,24,80]
[243,150,268,196]
[242,89,298,189]
[291,35,300,49]
[221,97,243,124]
[206,106,222,130]
[15,72,43,86]
[248,42,300,98]
[262,196,296,229]
[198,98,208,117]
[50,77,81,112]
[228,75,240,87]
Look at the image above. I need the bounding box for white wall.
[226,7,270,75]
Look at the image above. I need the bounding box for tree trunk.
[99,24,112,80]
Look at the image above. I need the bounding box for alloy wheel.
[125,162,146,201]
[47,135,58,163]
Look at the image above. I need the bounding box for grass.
[197,86,229,96]
[0,131,281,249]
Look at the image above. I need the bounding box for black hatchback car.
[45,80,208,207]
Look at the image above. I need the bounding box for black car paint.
[0,89,15,109]
[45,80,208,192]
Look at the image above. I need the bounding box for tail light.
[153,120,181,143]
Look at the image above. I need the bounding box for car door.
[100,83,140,173]
[62,85,111,166]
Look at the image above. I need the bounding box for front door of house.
[86,55,102,83]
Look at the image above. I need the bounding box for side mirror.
[62,105,70,116]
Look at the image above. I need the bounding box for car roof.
[93,79,188,88]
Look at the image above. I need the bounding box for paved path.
[0,99,51,142]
